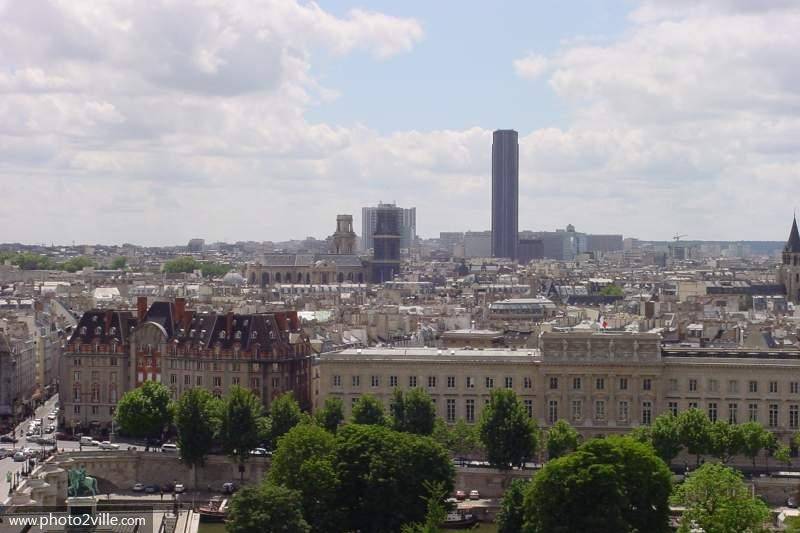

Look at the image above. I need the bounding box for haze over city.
[2,0,799,245]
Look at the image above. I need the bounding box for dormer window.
[92,315,98,322]
[80,326,87,335]
[219,331,226,339]
[235,331,242,340]
[109,327,117,336]
[189,329,195,338]
[94,326,102,335]
[243,320,249,327]
[250,331,258,339]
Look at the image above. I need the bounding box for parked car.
[222,482,238,494]
[455,490,466,501]
[162,482,175,492]
[80,436,96,446]
[250,448,268,456]
[788,496,798,509]
[91,440,101,447]
[161,443,178,453]
[99,441,120,450]
[132,483,144,492]
[13,451,25,462]
[144,484,159,494]
[0,434,17,443]
[47,414,55,421]
[469,490,480,500]
[174,483,185,494]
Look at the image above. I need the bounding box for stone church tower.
[780,215,800,303]
[331,214,356,255]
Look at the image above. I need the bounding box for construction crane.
[673,234,688,241]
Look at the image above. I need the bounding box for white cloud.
[513,53,549,80]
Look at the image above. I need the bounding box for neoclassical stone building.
[244,254,367,287]
[318,331,800,445]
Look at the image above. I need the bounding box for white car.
[91,439,101,447]
[250,448,268,456]
[99,441,120,450]
[160,443,178,453]
[174,483,185,494]
[132,483,144,492]
[47,414,55,421]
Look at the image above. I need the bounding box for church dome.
[222,272,245,286]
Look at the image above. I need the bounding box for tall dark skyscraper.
[371,204,402,283]
[491,129,519,259]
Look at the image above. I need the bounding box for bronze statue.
[67,465,98,497]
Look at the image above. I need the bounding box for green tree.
[220,386,263,479]
[110,257,127,269]
[114,381,173,440]
[391,388,436,435]
[175,388,219,491]
[708,420,744,464]
[163,256,199,273]
[671,462,769,533]
[599,284,624,297]
[351,394,387,425]
[200,262,232,278]
[62,256,95,273]
[545,420,580,460]
[478,389,538,469]
[226,482,310,533]
[677,408,712,466]
[335,424,454,533]
[497,478,528,533]
[269,424,340,532]
[315,397,345,434]
[9,252,57,270]
[523,436,672,533]
[431,418,484,458]
[649,413,683,464]
[400,481,450,533]
[740,421,767,469]
[775,444,792,469]
[269,392,302,447]
[762,431,778,472]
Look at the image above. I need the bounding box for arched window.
[337,272,344,283]
[275,272,281,283]
[357,272,364,283]
[297,272,303,283]
[285,272,292,284]
[348,272,354,282]
[305,273,311,284]
[261,272,270,286]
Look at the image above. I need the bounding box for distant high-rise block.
[361,203,416,251]
[491,130,519,259]
[371,205,402,283]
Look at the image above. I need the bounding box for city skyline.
[2,0,800,245]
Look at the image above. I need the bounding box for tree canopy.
[671,462,770,533]
[478,389,538,469]
[219,386,263,468]
[545,420,580,460]
[351,394,387,425]
[268,392,302,447]
[497,478,528,533]
[677,408,712,465]
[315,397,345,434]
[174,388,219,488]
[523,436,672,533]
[390,388,436,435]
[114,381,173,439]
[226,482,310,533]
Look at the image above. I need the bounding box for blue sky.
[1,0,799,245]
[309,0,630,133]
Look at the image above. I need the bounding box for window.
[213,376,222,388]
[728,380,738,394]
[72,386,80,403]
[549,377,559,390]
[668,402,678,416]
[708,402,718,422]
[523,377,532,389]
[708,379,718,393]
[618,401,629,423]
[352,375,360,387]
[504,377,513,389]
[769,404,779,428]
[642,378,652,391]
[232,377,240,386]
[91,405,99,416]
[729,403,738,424]
[428,376,437,388]
[689,379,697,392]
[596,378,605,390]
[109,357,117,366]
[466,377,475,389]
[352,397,359,409]
[184,375,190,386]
[447,376,456,388]
[572,377,582,390]
[485,377,494,389]
[389,376,398,387]
[409,376,417,388]
[466,399,475,423]
[73,405,81,414]
[688,401,698,409]
[749,381,758,393]
[595,400,606,421]
[446,399,456,423]
[571,400,582,421]
[619,377,628,391]
[769,381,779,394]
[668,379,678,392]
[73,371,81,382]
[371,375,380,388]
[791,405,799,430]
[524,400,533,418]
[749,403,759,422]
[792,382,800,395]
[196,375,202,386]
[642,401,652,425]
[250,377,260,390]
[548,400,558,424]
[74,358,82,367]
[170,374,177,385]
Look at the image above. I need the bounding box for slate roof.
[786,216,800,254]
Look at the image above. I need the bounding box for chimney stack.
[226,311,234,338]
[137,296,148,322]
[175,297,186,324]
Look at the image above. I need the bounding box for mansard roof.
[786,216,800,254]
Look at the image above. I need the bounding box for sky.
[1,0,799,246]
